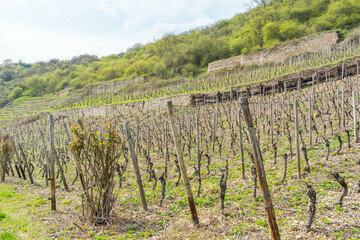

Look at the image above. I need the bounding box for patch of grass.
[0,231,17,240]
[255,219,267,228]
[128,226,138,231]
[29,196,47,207]
[0,188,16,200]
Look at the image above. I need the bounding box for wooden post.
[312,75,315,97]
[309,96,312,146]
[188,117,192,163]
[337,86,340,118]
[196,115,200,170]
[40,132,49,186]
[353,91,358,143]
[295,99,301,179]
[342,87,345,129]
[257,100,260,139]
[48,114,56,211]
[125,122,148,211]
[196,114,201,196]
[239,97,281,240]
[212,100,218,152]
[164,121,168,178]
[147,126,151,155]
[356,61,359,94]
[167,101,199,224]
[238,105,245,180]
[270,100,274,145]
[282,97,285,132]
[135,120,140,158]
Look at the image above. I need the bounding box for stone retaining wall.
[208,31,340,72]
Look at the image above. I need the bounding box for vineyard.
[0,51,360,239]
[0,35,360,129]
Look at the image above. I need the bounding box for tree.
[8,86,23,99]
[0,70,14,82]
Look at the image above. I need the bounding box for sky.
[0,0,248,63]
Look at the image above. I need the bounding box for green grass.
[0,231,18,240]
[0,185,49,239]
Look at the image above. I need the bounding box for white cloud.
[0,0,248,63]
[0,21,136,62]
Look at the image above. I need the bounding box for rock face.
[208,30,340,73]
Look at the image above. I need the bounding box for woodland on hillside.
[0,0,359,108]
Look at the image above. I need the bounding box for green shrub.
[0,211,7,220]
[8,87,23,100]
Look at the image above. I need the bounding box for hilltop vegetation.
[0,0,359,107]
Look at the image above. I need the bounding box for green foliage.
[0,70,14,82]
[313,0,360,31]
[0,0,358,105]
[279,20,307,41]
[8,86,23,100]
[0,210,7,220]
[263,22,282,46]
[153,61,167,78]
[255,219,267,228]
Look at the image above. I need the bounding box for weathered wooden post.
[212,98,219,152]
[40,132,49,186]
[282,97,285,132]
[164,121,168,178]
[135,119,140,158]
[309,96,313,146]
[270,100,274,145]
[295,99,301,179]
[353,91,358,143]
[124,122,148,212]
[239,97,281,240]
[356,60,359,94]
[342,87,345,129]
[337,86,340,119]
[167,101,199,224]
[196,114,201,197]
[48,114,56,211]
[238,105,245,179]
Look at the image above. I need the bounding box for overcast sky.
[0,0,248,63]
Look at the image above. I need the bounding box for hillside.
[1,1,360,239]
[0,0,359,111]
[1,66,360,239]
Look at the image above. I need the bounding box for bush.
[8,87,23,100]
[70,122,122,225]
[0,134,15,182]
[263,22,282,46]
[55,79,69,92]
[154,62,167,78]
[181,63,199,77]
[229,37,244,56]
[279,20,306,41]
